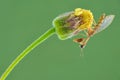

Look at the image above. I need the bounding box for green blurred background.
[0,0,120,80]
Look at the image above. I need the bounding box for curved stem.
[1,27,56,80]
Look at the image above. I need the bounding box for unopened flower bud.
[53,8,93,40]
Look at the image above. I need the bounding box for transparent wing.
[96,15,115,33]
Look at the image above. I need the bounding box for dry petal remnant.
[74,8,93,30]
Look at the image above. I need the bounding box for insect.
[73,14,115,48]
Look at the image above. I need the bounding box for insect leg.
[80,36,90,48]
[92,14,106,35]
[93,19,97,26]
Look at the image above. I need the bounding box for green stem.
[1,27,56,80]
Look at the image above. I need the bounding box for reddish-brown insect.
[73,14,115,48]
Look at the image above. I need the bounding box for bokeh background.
[0,0,120,80]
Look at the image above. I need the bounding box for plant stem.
[0,27,56,80]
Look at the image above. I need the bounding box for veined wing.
[96,15,115,33]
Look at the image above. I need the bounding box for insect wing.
[96,15,115,33]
